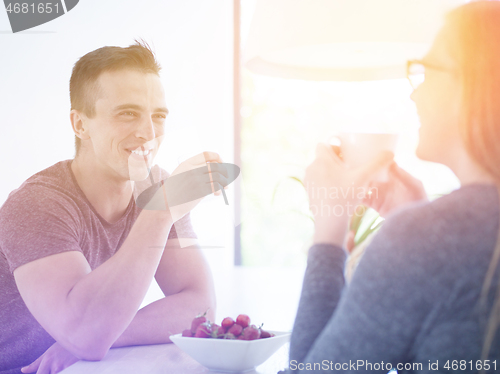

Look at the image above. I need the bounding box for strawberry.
[182,329,193,337]
[257,323,274,339]
[194,321,212,338]
[221,317,235,332]
[211,324,225,338]
[236,314,250,328]
[242,324,260,340]
[227,323,243,337]
[260,330,274,339]
[190,309,209,334]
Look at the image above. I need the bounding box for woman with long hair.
[289,1,500,372]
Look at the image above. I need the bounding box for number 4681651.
[5,2,61,14]
[444,360,497,371]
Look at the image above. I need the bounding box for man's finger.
[181,151,222,167]
[202,151,223,164]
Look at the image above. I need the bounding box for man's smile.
[126,143,157,169]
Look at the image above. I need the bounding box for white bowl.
[169,330,291,372]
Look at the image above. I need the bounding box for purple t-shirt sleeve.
[0,183,83,274]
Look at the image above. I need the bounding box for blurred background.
[239,0,463,267]
[0,0,465,330]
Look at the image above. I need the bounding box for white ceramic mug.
[329,132,398,182]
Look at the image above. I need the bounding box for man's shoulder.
[1,160,77,213]
[12,159,73,191]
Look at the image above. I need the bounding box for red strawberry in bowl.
[195,322,213,338]
[258,323,275,339]
[221,317,235,332]
[242,325,261,340]
[181,313,277,340]
[260,330,274,339]
[211,324,225,339]
[190,309,209,335]
[170,313,291,372]
[227,323,243,337]
[236,314,250,329]
[182,329,194,337]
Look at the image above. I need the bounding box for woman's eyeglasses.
[406,59,453,90]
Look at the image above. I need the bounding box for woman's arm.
[289,143,438,372]
[289,244,346,364]
[289,208,443,373]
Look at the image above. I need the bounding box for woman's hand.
[362,162,427,217]
[21,342,80,374]
[304,143,394,247]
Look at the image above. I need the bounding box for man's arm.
[19,237,216,374]
[112,238,216,347]
[12,152,226,362]
[14,209,173,361]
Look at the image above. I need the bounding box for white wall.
[0,0,235,265]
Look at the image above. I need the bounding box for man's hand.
[21,342,79,374]
[136,151,233,220]
[362,162,427,217]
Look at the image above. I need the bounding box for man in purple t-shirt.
[0,42,226,373]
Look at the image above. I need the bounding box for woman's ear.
[70,109,90,141]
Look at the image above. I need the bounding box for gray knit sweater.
[288,184,500,373]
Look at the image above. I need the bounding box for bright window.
[239,70,460,266]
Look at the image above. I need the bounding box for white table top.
[60,266,304,374]
[60,341,289,374]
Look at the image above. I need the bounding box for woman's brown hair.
[445,0,500,362]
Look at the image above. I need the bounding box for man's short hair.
[70,40,161,155]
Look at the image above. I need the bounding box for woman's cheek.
[416,89,460,161]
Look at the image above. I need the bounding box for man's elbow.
[185,287,216,321]
[62,329,111,361]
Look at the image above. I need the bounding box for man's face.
[82,69,167,182]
